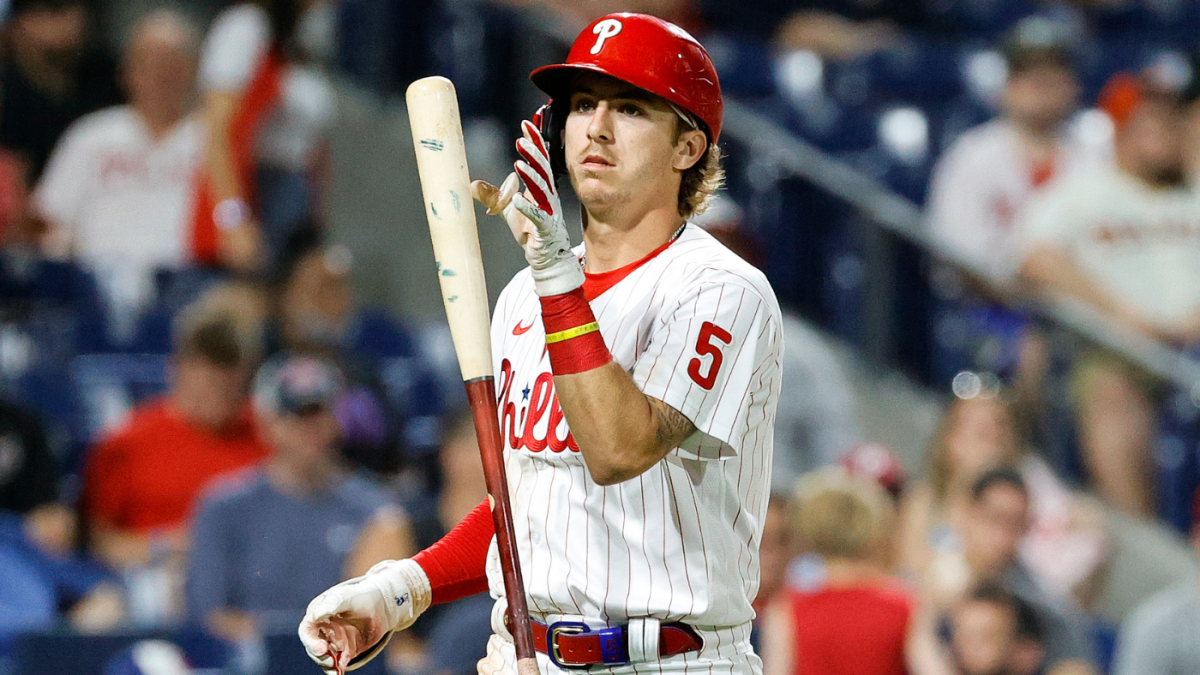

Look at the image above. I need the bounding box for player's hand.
[298,559,431,673]
[471,120,583,297]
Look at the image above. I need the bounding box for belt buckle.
[546,621,592,670]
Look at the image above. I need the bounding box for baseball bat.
[405,76,539,675]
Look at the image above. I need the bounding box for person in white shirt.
[925,18,1107,428]
[33,10,203,340]
[927,21,1104,286]
[1019,73,1197,516]
[193,0,334,272]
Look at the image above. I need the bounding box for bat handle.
[464,378,539,668]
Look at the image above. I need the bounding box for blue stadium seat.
[71,354,170,445]
[705,32,777,99]
[12,630,227,675]
[126,268,226,354]
[921,0,1041,39]
[1154,389,1200,534]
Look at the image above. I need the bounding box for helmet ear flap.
[535,100,569,180]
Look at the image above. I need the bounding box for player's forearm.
[411,499,492,604]
[554,363,673,485]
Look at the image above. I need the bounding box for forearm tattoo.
[647,396,696,450]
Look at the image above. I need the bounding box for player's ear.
[672,128,707,172]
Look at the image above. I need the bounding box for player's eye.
[571,98,596,113]
[618,103,644,117]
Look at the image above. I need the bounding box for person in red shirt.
[761,466,914,675]
[83,283,269,577]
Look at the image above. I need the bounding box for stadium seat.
[71,354,170,445]
[11,630,227,675]
[1154,389,1200,534]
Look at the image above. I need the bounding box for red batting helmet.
[530,13,724,143]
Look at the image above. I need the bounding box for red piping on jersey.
[582,233,681,301]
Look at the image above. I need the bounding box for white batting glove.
[470,120,584,297]
[298,559,432,673]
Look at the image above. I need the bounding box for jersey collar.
[581,225,686,301]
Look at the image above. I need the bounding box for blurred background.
[1,0,1200,674]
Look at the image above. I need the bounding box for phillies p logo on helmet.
[590,18,623,54]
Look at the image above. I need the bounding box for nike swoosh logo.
[513,320,535,336]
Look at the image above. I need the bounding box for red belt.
[529,619,703,669]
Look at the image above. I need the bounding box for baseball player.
[298,13,783,675]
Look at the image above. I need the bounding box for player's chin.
[569,173,612,198]
[574,183,618,210]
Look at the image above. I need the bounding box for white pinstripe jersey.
[484,224,783,629]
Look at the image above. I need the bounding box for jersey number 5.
[688,321,733,390]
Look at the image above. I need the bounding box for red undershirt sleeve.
[412,498,494,604]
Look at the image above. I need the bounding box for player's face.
[563,74,706,220]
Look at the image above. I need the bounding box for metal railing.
[722,100,1200,394]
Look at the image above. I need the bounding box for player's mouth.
[580,154,615,170]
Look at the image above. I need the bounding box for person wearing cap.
[927,17,1101,288]
[185,353,414,642]
[924,17,1103,428]
[268,227,439,474]
[1018,72,1198,517]
[300,12,782,675]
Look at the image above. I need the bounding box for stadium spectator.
[923,18,1104,427]
[942,468,1096,675]
[1110,492,1200,675]
[185,353,413,640]
[192,0,335,272]
[1018,73,1194,516]
[750,494,793,654]
[899,391,1107,607]
[697,0,928,59]
[268,229,437,473]
[943,582,1048,675]
[0,396,81,561]
[33,10,204,340]
[926,18,1097,287]
[81,284,268,614]
[0,0,123,179]
[760,467,914,675]
[0,510,123,649]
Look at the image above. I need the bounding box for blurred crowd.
[2,0,1200,674]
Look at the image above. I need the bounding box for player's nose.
[586,102,615,143]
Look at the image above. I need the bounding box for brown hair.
[927,394,1021,504]
[791,467,894,561]
[673,117,724,218]
[172,283,267,367]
